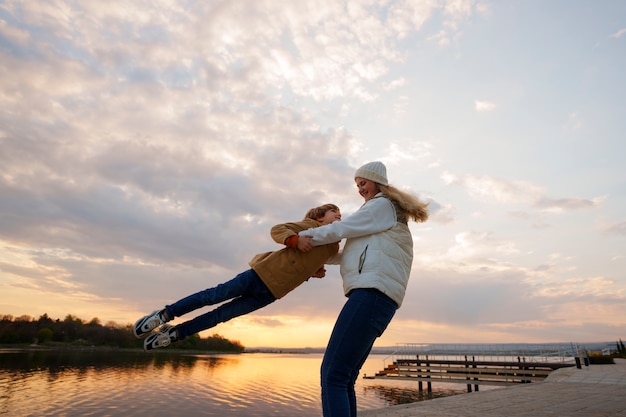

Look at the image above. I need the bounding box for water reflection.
[0,348,227,371]
[0,349,462,417]
[363,384,465,405]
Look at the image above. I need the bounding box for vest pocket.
[358,245,368,273]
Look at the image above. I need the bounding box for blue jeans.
[321,288,397,417]
[164,269,276,340]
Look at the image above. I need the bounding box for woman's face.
[355,177,380,202]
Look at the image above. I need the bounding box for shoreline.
[0,344,244,355]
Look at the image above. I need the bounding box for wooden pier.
[364,343,587,393]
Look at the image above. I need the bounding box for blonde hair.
[378,184,429,223]
[304,203,340,221]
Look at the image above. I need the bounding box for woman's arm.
[299,196,395,245]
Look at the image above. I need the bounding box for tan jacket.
[249,218,340,299]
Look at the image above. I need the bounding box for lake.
[0,348,465,416]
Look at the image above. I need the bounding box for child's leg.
[171,269,276,340]
[165,269,264,318]
[176,291,275,339]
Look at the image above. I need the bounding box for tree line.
[0,313,244,352]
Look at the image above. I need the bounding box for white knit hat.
[354,161,388,186]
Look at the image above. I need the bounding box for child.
[133,203,342,351]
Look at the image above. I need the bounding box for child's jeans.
[165,269,276,340]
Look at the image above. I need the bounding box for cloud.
[391,95,410,117]
[2,0,400,333]
[475,3,492,17]
[444,0,474,22]
[460,175,544,204]
[604,221,626,236]
[442,174,603,214]
[507,211,552,229]
[242,316,286,328]
[610,28,626,39]
[425,200,456,224]
[427,29,452,47]
[388,0,478,44]
[534,275,624,299]
[398,239,626,342]
[1,0,624,347]
[2,0,471,331]
[535,196,605,213]
[384,78,406,91]
[423,230,521,271]
[475,100,496,112]
[386,141,433,163]
[386,0,439,39]
[565,112,582,129]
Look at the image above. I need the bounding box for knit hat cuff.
[354,161,388,186]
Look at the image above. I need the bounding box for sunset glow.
[1,1,625,348]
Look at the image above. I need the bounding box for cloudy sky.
[1,0,625,348]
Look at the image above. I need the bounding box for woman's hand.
[297,235,314,252]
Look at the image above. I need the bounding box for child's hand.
[310,267,326,279]
[297,235,314,252]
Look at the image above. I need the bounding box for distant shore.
[0,343,244,355]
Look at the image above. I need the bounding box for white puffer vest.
[340,199,413,308]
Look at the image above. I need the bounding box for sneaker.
[133,309,169,339]
[144,324,179,351]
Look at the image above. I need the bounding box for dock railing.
[388,342,586,364]
[368,343,588,392]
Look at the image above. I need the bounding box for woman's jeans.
[164,269,276,340]
[321,288,397,417]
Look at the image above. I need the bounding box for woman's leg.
[171,269,276,339]
[321,289,396,417]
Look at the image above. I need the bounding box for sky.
[1,0,625,349]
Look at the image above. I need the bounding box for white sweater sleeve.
[299,196,396,245]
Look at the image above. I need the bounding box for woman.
[298,161,428,416]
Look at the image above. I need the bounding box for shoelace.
[143,314,164,331]
[156,332,172,347]
[155,325,175,347]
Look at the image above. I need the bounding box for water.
[0,348,465,416]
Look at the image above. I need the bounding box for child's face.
[318,209,341,225]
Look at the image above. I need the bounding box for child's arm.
[270,220,316,251]
[270,221,302,244]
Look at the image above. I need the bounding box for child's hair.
[304,203,340,221]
